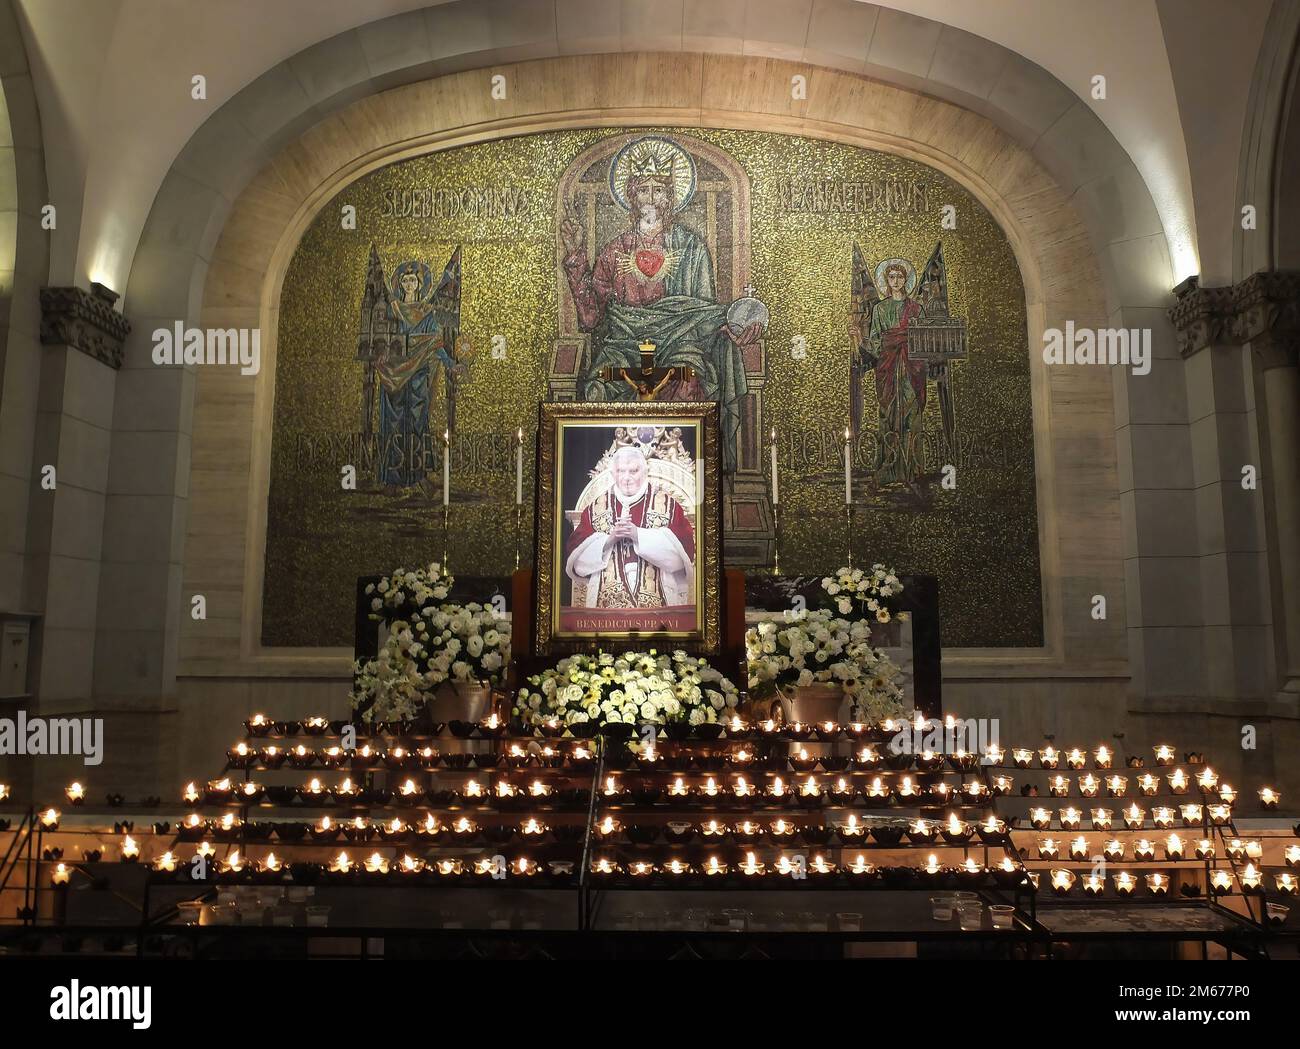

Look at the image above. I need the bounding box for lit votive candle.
[627,860,654,879]
[1152,806,1174,829]
[434,859,462,877]
[734,777,754,799]
[847,854,875,876]
[1259,787,1280,809]
[1146,872,1169,895]
[1113,871,1136,896]
[799,776,822,798]
[1179,803,1203,825]
[398,854,423,875]
[1066,748,1087,770]
[183,782,200,804]
[1226,839,1249,861]
[664,859,690,878]
[740,852,765,877]
[1165,834,1185,860]
[1210,869,1233,893]
[930,782,953,804]
[1083,873,1105,896]
[831,777,854,802]
[1050,868,1076,894]
[855,746,881,768]
[839,814,865,839]
[1068,836,1090,860]
[1240,863,1263,891]
[1208,804,1232,825]
[767,777,789,800]
[701,819,727,838]
[704,856,728,877]
[1133,839,1155,861]
[984,744,1005,765]
[1059,807,1082,830]
[596,816,620,839]
[1039,745,1060,769]
[1091,808,1114,829]
[520,818,547,839]
[65,782,85,805]
[1218,784,1238,804]
[224,849,246,874]
[40,808,60,830]
[1284,844,1300,868]
[120,835,140,862]
[702,777,721,799]
[1166,768,1188,794]
[1153,744,1176,766]
[1138,773,1160,796]
[303,777,325,797]
[1094,745,1113,769]
[1012,748,1034,768]
[591,858,618,877]
[1275,872,1297,895]
[1195,838,1216,860]
[963,780,989,802]
[1078,773,1100,798]
[909,818,936,843]
[195,841,217,859]
[992,775,1014,795]
[153,851,178,872]
[1123,804,1146,830]
[1038,838,1060,859]
[866,776,889,799]
[1103,839,1125,861]
[1029,807,1052,830]
[1246,840,1263,861]
[896,776,919,799]
[922,852,944,877]
[770,818,796,840]
[1196,767,1218,792]
[51,862,71,886]
[1049,775,1070,798]
[1106,775,1128,798]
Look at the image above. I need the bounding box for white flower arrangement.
[513,649,739,730]
[744,607,907,723]
[351,563,511,723]
[819,563,905,622]
[365,561,453,621]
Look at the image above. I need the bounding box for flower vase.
[430,680,494,724]
[780,683,846,727]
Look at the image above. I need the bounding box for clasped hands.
[603,510,637,553]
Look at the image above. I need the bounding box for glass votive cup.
[930,896,954,921]
[836,911,862,932]
[957,902,984,931]
[988,905,1015,930]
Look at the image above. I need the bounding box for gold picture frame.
[534,401,721,656]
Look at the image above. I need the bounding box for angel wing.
[912,241,949,318]
[851,242,881,363]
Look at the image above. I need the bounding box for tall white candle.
[516,428,524,505]
[442,429,450,507]
[843,427,852,505]
[769,427,779,506]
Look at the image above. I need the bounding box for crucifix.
[600,339,696,401]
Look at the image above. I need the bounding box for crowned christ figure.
[560,135,763,475]
[564,445,695,610]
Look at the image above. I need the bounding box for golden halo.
[609,136,697,212]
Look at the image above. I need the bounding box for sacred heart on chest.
[634,249,665,278]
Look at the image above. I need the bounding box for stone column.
[1234,272,1300,700]
[26,285,128,791]
[1168,271,1299,704]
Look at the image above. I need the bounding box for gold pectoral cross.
[600,339,695,401]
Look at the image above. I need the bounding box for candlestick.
[442,428,450,507]
[843,426,852,505]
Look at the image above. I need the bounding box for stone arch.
[167,52,1125,721]
[97,6,1162,735]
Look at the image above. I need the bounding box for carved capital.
[39,286,132,369]
[1167,282,1236,357]
[1168,270,1300,365]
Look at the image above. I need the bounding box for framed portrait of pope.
[534,401,721,655]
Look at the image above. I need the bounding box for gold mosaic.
[266,127,1040,648]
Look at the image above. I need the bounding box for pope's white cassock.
[564,475,695,609]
